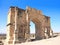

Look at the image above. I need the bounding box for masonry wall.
[6,6,52,44]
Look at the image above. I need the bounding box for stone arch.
[6,6,52,44]
[28,17,43,40]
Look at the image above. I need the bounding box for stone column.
[44,27,49,38]
[25,7,30,41]
[7,7,16,44]
[35,22,43,40]
[13,7,18,44]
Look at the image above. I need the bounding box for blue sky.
[0,0,60,34]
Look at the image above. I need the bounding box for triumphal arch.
[6,6,52,44]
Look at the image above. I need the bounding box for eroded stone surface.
[6,6,53,44]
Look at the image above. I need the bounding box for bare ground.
[15,36,60,45]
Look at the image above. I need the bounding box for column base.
[13,38,26,44]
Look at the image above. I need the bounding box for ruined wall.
[6,6,52,44]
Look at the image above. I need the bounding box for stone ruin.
[6,6,53,45]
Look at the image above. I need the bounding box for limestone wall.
[6,6,52,44]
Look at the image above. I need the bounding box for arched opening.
[30,21,35,40]
[29,18,42,40]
